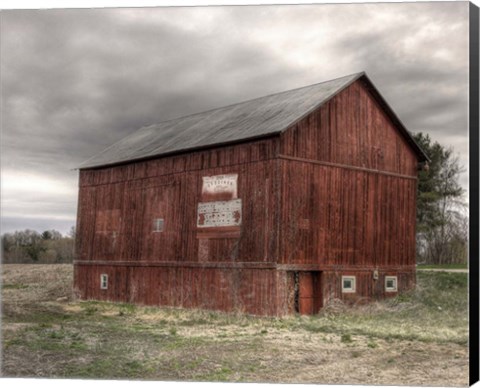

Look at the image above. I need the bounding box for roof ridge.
[138,71,366,130]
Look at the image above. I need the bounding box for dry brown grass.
[1,264,469,386]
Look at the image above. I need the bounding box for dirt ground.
[1,264,469,386]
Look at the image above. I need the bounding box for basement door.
[292,271,323,315]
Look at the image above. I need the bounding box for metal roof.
[79,72,428,169]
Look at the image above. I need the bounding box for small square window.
[100,274,108,290]
[385,276,398,292]
[342,276,356,293]
[153,218,164,232]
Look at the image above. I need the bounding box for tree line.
[1,227,75,264]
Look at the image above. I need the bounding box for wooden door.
[298,272,322,315]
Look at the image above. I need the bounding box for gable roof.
[79,72,428,169]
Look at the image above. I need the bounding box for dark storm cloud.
[1,6,306,233]
[2,7,303,174]
[0,3,470,233]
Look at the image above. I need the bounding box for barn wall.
[320,269,416,306]
[280,79,419,177]
[74,264,280,316]
[76,138,280,265]
[277,160,417,268]
[75,138,285,315]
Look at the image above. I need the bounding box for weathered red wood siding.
[277,162,417,267]
[74,138,285,315]
[76,138,280,263]
[276,79,418,305]
[74,264,280,315]
[280,79,418,176]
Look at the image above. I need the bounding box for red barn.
[74,72,428,316]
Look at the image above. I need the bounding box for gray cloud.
[0,3,470,234]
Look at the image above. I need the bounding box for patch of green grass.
[84,306,98,316]
[12,326,91,353]
[69,340,88,350]
[118,303,136,316]
[4,338,27,349]
[78,300,138,318]
[413,272,467,313]
[184,357,205,370]
[198,366,233,382]
[128,323,154,332]
[79,301,107,316]
[417,263,467,270]
[123,360,144,376]
[303,323,334,334]
[167,335,206,350]
[6,309,73,325]
[48,329,66,340]
[341,333,353,343]
[64,358,151,379]
[2,283,28,290]
[422,271,467,289]
[179,318,209,326]
[79,300,103,308]
[65,359,114,378]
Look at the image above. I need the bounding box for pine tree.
[413,132,466,264]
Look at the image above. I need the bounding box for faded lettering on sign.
[202,174,238,198]
[197,199,242,227]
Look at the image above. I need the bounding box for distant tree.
[1,234,20,262]
[68,226,76,239]
[413,132,466,264]
[41,230,62,240]
[41,230,53,240]
[54,236,75,263]
[39,247,57,263]
[22,230,45,261]
[2,228,75,263]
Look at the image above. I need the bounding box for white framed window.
[385,276,398,292]
[342,276,356,293]
[153,218,164,232]
[100,274,108,290]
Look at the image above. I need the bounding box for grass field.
[416,263,468,270]
[1,264,469,385]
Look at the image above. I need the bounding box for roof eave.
[77,132,281,170]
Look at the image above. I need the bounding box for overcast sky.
[0,2,470,235]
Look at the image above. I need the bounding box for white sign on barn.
[197,199,242,227]
[202,174,238,198]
